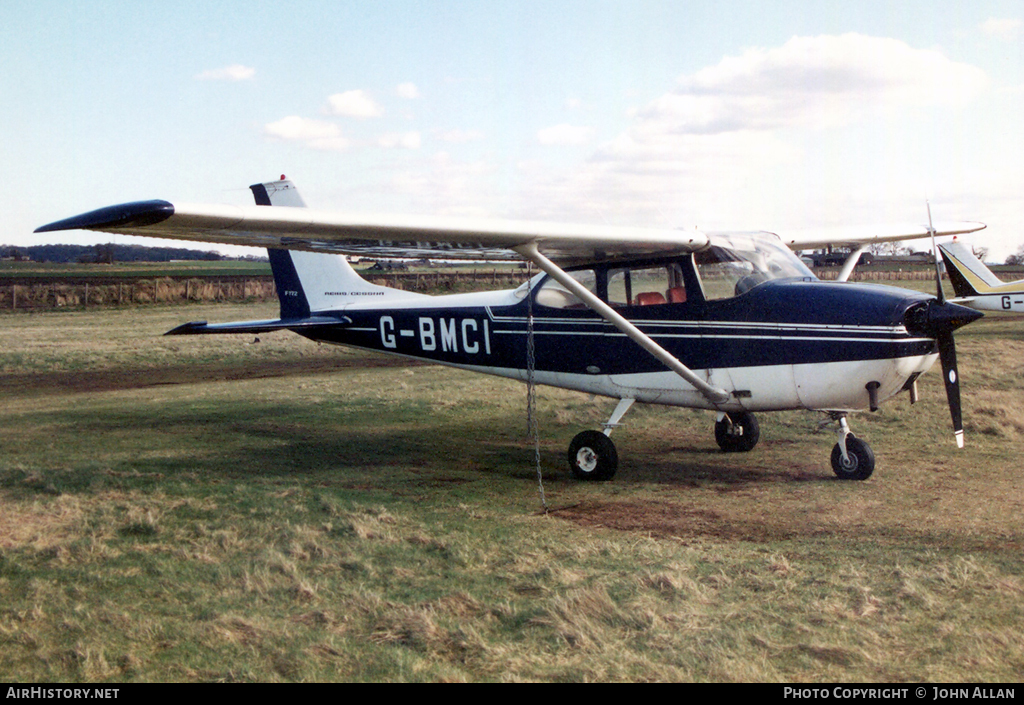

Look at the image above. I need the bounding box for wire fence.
[2,266,1019,311]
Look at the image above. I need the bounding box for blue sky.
[4,0,1024,259]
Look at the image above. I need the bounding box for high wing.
[35,198,709,265]
[777,222,986,251]
[35,191,986,263]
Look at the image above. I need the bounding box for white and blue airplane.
[37,178,986,482]
[939,240,1024,314]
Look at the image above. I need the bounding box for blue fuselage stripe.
[296,284,935,375]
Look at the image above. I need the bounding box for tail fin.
[938,241,1002,298]
[250,177,422,317]
[250,177,307,207]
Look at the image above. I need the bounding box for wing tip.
[35,200,175,233]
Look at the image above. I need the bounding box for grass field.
[0,260,273,281]
[0,295,1022,682]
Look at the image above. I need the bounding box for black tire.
[714,411,760,452]
[567,430,618,481]
[831,435,875,481]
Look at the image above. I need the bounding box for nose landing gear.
[824,413,875,481]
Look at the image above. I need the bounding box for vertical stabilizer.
[250,177,422,316]
[938,241,1002,297]
[250,177,307,207]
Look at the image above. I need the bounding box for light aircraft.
[939,240,1024,313]
[37,178,986,482]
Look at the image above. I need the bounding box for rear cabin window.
[608,263,687,307]
[534,269,597,309]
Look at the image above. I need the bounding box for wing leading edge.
[778,222,986,251]
[35,182,986,262]
[36,197,710,265]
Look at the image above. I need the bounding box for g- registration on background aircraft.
[939,239,1024,314]
[37,178,986,482]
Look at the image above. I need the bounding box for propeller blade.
[936,330,964,448]
[903,299,982,448]
[927,201,946,304]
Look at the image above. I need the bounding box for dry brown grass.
[0,304,1022,681]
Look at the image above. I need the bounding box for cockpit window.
[694,234,815,300]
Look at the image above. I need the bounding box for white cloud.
[388,152,499,216]
[515,130,799,225]
[396,82,421,99]
[980,18,1023,40]
[345,34,993,236]
[639,34,990,135]
[325,90,384,118]
[537,124,597,146]
[195,64,255,81]
[437,129,485,143]
[263,116,350,151]
[378,131,422,150]
[513,34,991,228]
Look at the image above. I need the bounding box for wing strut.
[514,242,730,406]
[836,244,868,283]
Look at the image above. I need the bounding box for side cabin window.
[608,263,687,307]
[534,269,597,309]
[531,262,693,310]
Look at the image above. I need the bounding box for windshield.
[694,233,815,300]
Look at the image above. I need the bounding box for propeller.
[928,202,946,304]
[905,204,983,447]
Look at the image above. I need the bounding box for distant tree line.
[1,243,225,263]
[1006,244,1024,266]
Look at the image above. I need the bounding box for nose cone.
[904,299,984,338]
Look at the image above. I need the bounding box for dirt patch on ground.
[0,357,427,396]
[551,499,798,542]
[550,498,1024,552]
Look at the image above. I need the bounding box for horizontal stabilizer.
[165,316,343,336]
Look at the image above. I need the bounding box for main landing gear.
[714,411,760,453]
[568,430,618,481]
[567,398,633,481]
